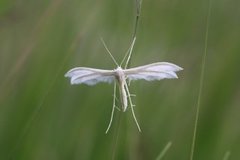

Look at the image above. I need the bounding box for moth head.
[115,66,123,71]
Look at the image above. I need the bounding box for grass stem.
[190,0,212,160]
[156,141,172,160]
[223,151,231,160]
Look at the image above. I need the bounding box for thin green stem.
[223,151,231,160]
[125,0,142,69]
[111,111,123,160]
[110,1,142,159]
[156,142,172,160]
[132,0,142,39]
[190,0,212,160]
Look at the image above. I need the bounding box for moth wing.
[65,67,115,85]
[124,62,183,81]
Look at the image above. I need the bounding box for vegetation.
[0,0,239,159]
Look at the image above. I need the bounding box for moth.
[65,37,183,133]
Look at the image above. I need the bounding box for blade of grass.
[156,141,172,160]
[6,6,100,157]
[0,0,63,103]
[223,151,231,160]
[110,111,123,160]
[110,1,142,159]
[190,0,212,160]
[133,0,142,39]
[125,0,142,69]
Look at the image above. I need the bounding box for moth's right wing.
[124,62,183,81]
[65,67,115,85]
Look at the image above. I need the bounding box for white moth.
[65,37,183,133]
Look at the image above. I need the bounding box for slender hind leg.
[105,82,117,134]
[124,83,141,132]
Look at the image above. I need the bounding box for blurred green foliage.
[0,0,240,159]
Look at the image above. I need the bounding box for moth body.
[114,67,128,112]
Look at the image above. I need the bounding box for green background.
[0,0,239,159]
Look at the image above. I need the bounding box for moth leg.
[128,80,131,86]
[112,95,121,111]
[105,82,117,134]
[124,84,141,132]
[114,106,121,111]
[128,94,136,97]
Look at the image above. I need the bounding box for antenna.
[100,37,119,67]
[124,36,136,69]
[120,37,136,67]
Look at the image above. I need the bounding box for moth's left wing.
[124,62,183,81]
[65,67,115,85]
